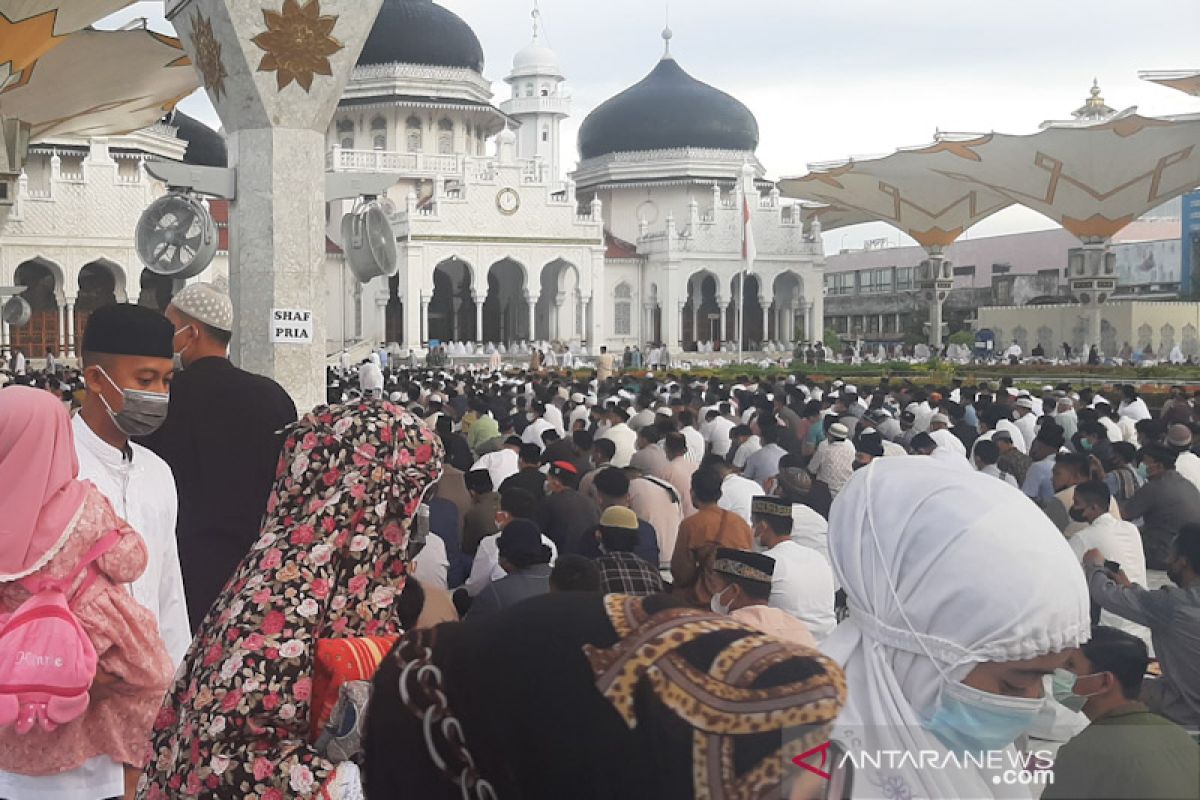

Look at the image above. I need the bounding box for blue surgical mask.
[1051,668,1103,714]
[925,679,1044,753]
[97,366,170,438]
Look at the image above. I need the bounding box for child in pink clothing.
[0,387,174,776]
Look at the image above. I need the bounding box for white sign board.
[271,308,313,344]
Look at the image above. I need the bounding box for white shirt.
[731,435,761,469]
[1119,397,1151,422]
[472,447,519,491]
[681,426,705,463]
[601,422,638,468]
[411,533,449,590]
[809,438,855,496]
[521,418,554,451]
[543,405,566,437]
[1174,451,1200,494]
[1068,513,1151,642]
[978,462,1019,488]
[2,416,192,800]
[464,530,559,596]
[705,416,735,457]
[764,540,837,641]
[717,473,762,526]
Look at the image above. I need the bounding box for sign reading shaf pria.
[271,308,313,344]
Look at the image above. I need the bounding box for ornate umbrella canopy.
[1139,69,1200,98]
[1,25,198,140]
[778,145,1013,250]
[0,1,134,91]
[931,111,1200,241]
[794,200,876,233]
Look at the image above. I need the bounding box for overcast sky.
[101,0,1200,248]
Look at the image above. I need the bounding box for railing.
[327,148,462,175]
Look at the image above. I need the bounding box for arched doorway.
[647,283,662,345]
[727,274,764,346]
[427,258,474,343]
[771,272,804,342]
[75,261,121,350]
[483,259,528,344]
[385,274,404,345]
[683,271,720,349]
[535,259,579,342]
[10,259,62,358]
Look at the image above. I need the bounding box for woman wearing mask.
[137,401,444,799]
[822,457,1089,798]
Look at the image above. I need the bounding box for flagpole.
[737,266,745,364]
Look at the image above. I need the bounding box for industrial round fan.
[341,199,398,283]
[2,295,31,326]
[136,192,218,279]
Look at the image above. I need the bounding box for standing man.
[143,282,297,631]
[0,304,191,800]
[596,346,615,384]
[1122,444,1200,570]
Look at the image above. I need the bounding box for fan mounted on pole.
[341,198,398,283]
[2,296,31,327]
[136,192,218,280]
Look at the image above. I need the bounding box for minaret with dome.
[501,5,571,182]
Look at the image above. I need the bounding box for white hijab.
[821,457,1089,799]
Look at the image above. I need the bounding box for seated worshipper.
[1083,525,1200,729]
[852,429,885,471]
[671,469,753,607]
[549,554,602,593]
[742,420,787,489]
[499,443,548,500]
[467,520,554,620]
[703,454,762,526]
[1067,481,1149,642]
[822,456,1090,799]
[994,430,1032,487]
[775,453,833,519]
[579,466,662,567]
[729,424,761,470]
[471,434,521,492]
[465,401,500,455]
[600,404,637,467]
[592,506,666,596]
[1043,627,1200,800]
[435,415,473,472]
[973,438,1018,487]
[625,465,681,568]
[537,461,599,554]
[144,281,297,632]
[1166,424,1200,493]
[808,422,855,496]
[628,425,670,477]
[464,488,558,597]
[707,548,817,648]
[365,592,845,800]
[1122,443,1200,570]
[1044,452,1121,538]
[138,401,445,800]
[750,496,836,640]
[1104,441,1144,504]
[661,432,698,518]
[434,463,472,523]
[0,388,174,799]
[461,469,501,556]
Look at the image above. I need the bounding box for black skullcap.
[593,466,630,498]
[80,303,173,359]
[856,430,885,458]
[498,519,547,562]
[713,548,775,584]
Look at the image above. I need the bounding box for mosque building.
[2,0,824,360]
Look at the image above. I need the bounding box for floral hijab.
[139,401,443,799]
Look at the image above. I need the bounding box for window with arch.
[371,116,387,150]
[614,283,633,336]
[406,116,423,153]
[541,125,550,143]
[336,119,354,150]
[437,118,454,155]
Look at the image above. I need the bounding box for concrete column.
[64,298,76,359]
[474,294,484,343]
[527,297,536,343]
[420,294,428,343]
[811,292,825,342]
[805,301,816,341]
[674,301,685,350]
[761,303,769,347]
[167,0,383,413]
[719,302,727,345]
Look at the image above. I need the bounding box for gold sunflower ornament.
[191,11,228,100]
[251,0,344,92]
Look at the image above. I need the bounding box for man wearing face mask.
[140,281,297,631]
[707,548,816,647]
[1043,626,1199,800]
[12,304,193,800]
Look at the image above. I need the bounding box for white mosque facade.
[1,0,826,361]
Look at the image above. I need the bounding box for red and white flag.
[742,191,757,272]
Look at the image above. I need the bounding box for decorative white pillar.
[420,294,429,343]
[527,296,537,343]
[760,302,769,348]
[718,301,727,345]
[167,0,383,412]
[64,297,76,359]
[474,292,484,343]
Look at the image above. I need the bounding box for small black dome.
[578,57,759,161]
[171,111,226,168]
[357,0,484,73]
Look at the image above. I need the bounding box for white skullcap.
[171,280,233,331]
[571,393,585,404]
[655,407,673,417]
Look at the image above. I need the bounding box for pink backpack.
[0,530,121,734]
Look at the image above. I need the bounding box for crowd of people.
[2,287,1199,799]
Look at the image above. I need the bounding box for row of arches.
[995,322,1200,358]
[682,270,810,348]
[5,258,176,357]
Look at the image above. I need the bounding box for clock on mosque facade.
[496,187,521,215]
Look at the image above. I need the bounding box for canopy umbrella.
[779,146,1013,249]
[1,26,197,140]
[1139,69,1200,98]
[930,111,1200,240]
[0,1,135,91]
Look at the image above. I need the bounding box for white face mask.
[710,586,732,615]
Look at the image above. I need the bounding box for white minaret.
[500,3,570,181]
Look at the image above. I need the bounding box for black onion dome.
[357,0,484,73]
[578,57,759,160]
[171,111,226,168]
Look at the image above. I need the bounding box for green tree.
[824,328,842,350]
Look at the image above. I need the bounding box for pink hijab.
[0,386,90,581]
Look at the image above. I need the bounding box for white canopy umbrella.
[1139,69,1200,98]
[0,1,135,91]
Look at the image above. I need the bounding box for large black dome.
[357,0,484,73]
[170,111,226,168]
[578,57,759,161]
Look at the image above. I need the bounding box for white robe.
[0,416,191,800]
